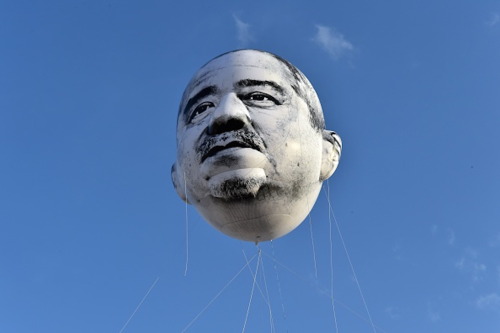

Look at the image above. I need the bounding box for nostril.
[208,117,245,135]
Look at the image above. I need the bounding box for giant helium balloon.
[171,49,342,242]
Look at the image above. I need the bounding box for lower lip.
[200,148,267,178]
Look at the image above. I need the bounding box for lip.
[202,140,261,162]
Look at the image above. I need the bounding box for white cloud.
[446,228,456,246]
[391,241,404,260]
[233,15,254,47]
[486,12,500,27]
[476,293,500,311]
[472,263,487,282]
[312,25,353,60]
[427,303,441,322]
[455,248,487,283]
[431,224,438,236]
[488,233,500,247]
[465,247,479,258]
[455,257,465,270]
[430,225,455,246]
[385,306,400,319]
[428,311,441,322]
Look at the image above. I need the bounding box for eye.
[189,101,214,122]
[242,92,279,106]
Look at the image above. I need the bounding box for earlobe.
[171,163,189,203]
[319,130,342,181]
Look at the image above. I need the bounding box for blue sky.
[1,0,500,332]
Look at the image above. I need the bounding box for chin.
[194,181,323,242]
[207,167,267,200]
[209,177,263,199]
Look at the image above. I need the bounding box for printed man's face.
[172,50,340,241]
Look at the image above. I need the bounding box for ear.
[319,130,342,181]
[171,163,189,203]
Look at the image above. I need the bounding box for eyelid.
[188,101,214,123]
[183,85,218,122]
[240,91,282,105]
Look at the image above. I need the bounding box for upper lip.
[200,134,265,163]
[204,141,257,161]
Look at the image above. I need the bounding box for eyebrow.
[183,86,218,119]
[235,79,284,94]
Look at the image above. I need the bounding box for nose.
[208,93,250,135]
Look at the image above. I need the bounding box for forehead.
[185,51,291,96]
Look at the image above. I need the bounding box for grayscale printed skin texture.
[172,49,341,242]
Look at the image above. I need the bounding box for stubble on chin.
[209,176,264,200]
[208,176,307,202]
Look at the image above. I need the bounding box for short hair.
[179,49,325,131]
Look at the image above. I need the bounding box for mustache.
[197,130,266,162]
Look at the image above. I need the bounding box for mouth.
[202,141,260,162]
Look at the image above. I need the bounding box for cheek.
[282,136,322,166]
[252,98,306,136]
[269,117,323,176]
[177,145,205,200]
[266,115,317,149]
[252,110,298,144]
[177,135,199,177]
[177,124,203,157]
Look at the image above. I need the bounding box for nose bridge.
[208,93,249,135]
[213,92,248,120]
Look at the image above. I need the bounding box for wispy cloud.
[430,224,438,236]
[488,233,500,247]
[455,248,487,283]
[233,15,254,47]
[385,306,400,319]
[486,12,500,27]
[430,225,455,246]
[446,228,456,246]
[312,25,353,60]
[391,241,404,260]
[428,311,441,322]
[476,293,500,311]
[427,302,441,322]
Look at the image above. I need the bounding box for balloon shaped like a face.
[172,50,341,242]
